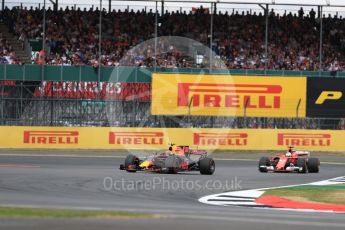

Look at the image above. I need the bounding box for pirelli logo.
[277,133,331,147]
[178,83,282,108]
[194,133,248,146]
[23,131,79,144]
[315,91,343,104]
[109,132,164,145]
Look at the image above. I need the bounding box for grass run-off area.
[263,184,345,205]
[0,206,153,219]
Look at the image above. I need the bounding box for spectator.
[1,6,345,71]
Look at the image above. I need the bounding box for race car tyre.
[258,156,270,173]
[165,156,180,174]
[297,158,307,173]
[307,158,320,173]
[124,154,139,172]
[199,158,215,175]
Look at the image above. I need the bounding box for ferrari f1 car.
[120,144,215,175]
[258,147,320,173]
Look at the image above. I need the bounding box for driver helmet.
[165,146,173,155]
[286,146,294,157]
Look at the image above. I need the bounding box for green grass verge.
[0,206,153,219]
[263,184,345,205]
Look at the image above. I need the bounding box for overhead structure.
[110,0,345,7]
[3,0,345,11]
[48,0,58,10]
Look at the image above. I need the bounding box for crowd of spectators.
[0,32,21,64]
[1,6,345,71]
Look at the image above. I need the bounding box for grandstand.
[0,0,345,129]
[1,2,345,70]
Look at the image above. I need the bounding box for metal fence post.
[50,80,53,126]
[1,79,3,125]
[265,4,268,72]
[209,2,213,71]
[154,1,158,73]
[98,0,102,99]
[42,0,46,55]
[20,82,23,122]
[319,5,323,76]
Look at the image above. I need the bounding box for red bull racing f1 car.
[258,147,320,173]
[120,144,215,175]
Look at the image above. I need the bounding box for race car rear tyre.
[124,154,139,172]
[165,156,180,174]
[258,156,270,173]
[307,158,320,173]
[199,158,215,175]
[297,158,307,173]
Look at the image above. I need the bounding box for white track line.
[199,176,345,213]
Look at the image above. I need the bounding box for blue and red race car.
[120,144,215,175]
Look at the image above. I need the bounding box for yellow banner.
[0,126,343,151]
[151,74,306,117]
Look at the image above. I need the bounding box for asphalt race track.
[0,150,344,230]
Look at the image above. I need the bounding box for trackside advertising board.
[307,78,345,118]
[151,74,307,118]
[0,126,344,151]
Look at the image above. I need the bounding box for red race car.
[258,147,320,173]
[120,144,215,175]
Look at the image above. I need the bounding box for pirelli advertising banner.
[0,126,344,151]
[307,78,345,118]
[151,74,307,118]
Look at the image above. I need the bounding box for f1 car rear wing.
[294,151,310,157]
[189,149,208,156]
[168,144,208,156]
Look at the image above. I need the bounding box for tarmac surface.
[0,149,344,230]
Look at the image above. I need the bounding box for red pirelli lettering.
[177,83,282,109]
[277,133,331,147]
[194,133,248,146]
[23,131,79,144]
[109,132,164,145]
